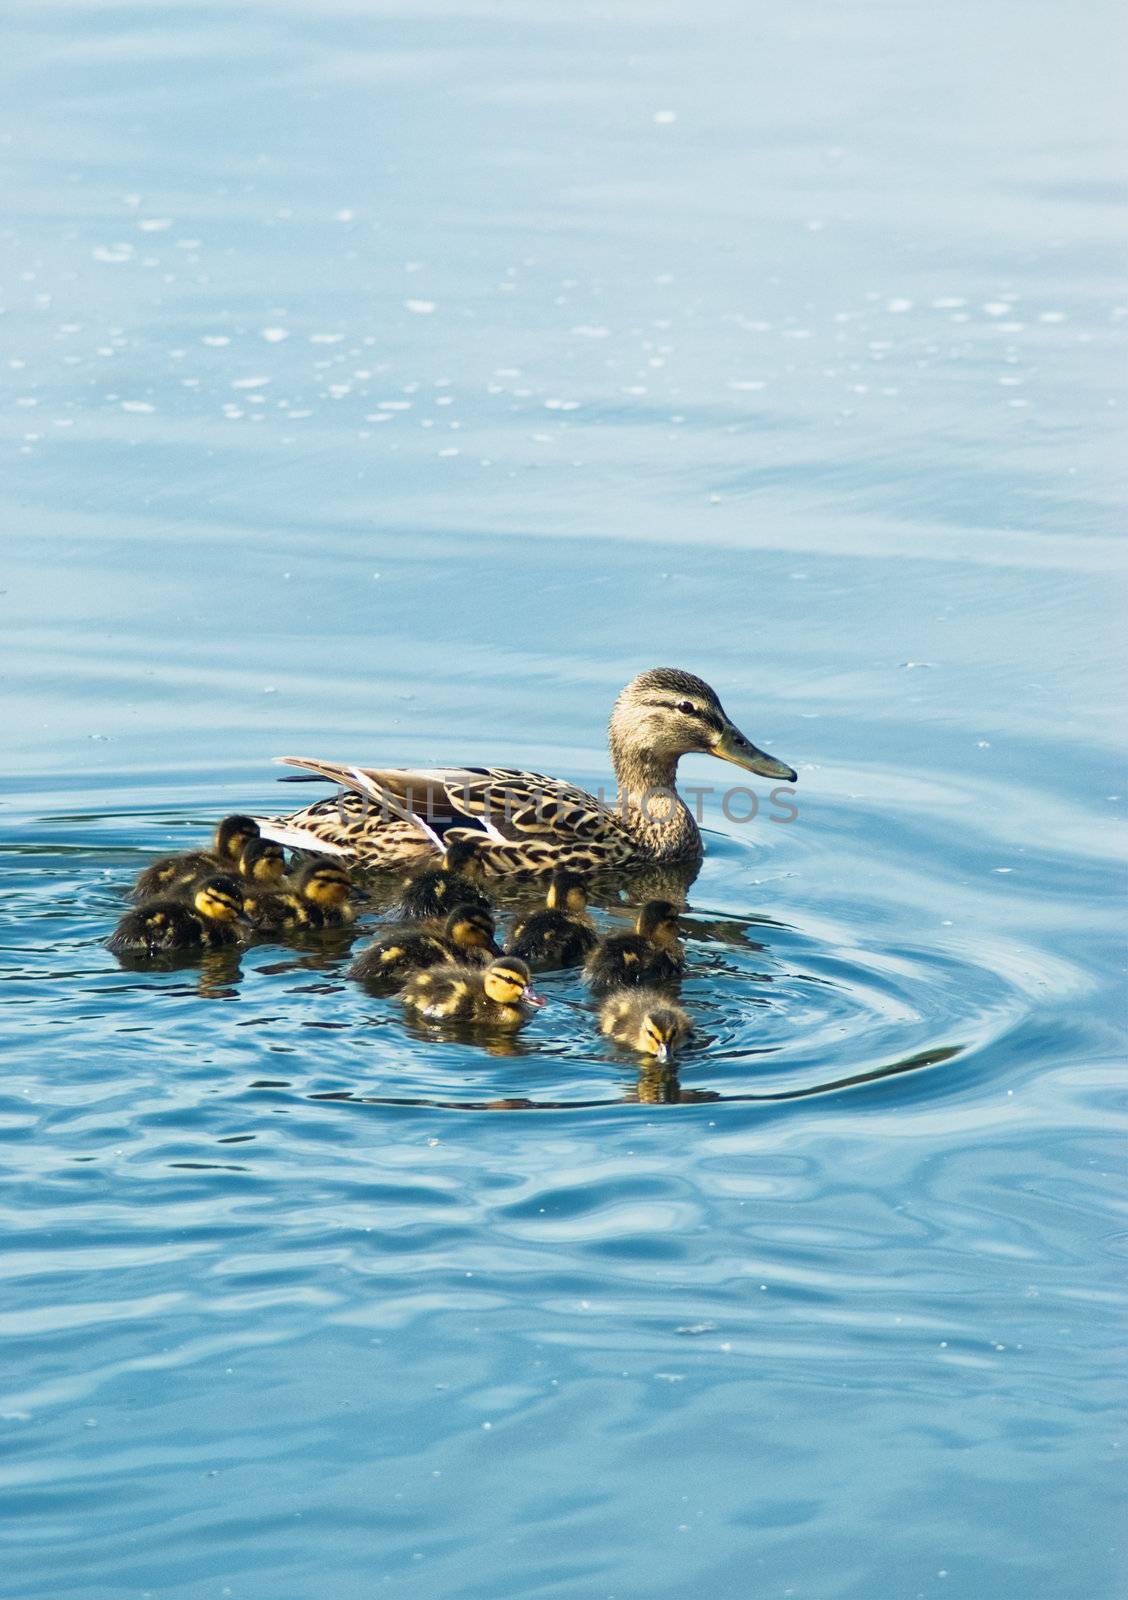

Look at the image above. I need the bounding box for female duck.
[584,900,685,996]
[505,869,597,969]
[349,905,500,984]
[401,957,544,1028]
[131,815,261,901]
[109,875,246,956]
[261,669,796,875]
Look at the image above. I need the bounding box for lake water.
[2,2,1125,1596]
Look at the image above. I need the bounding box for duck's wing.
[274,759,628,847]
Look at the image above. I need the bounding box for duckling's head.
[193,875,246,924]
[239,837,286,884]
[295,859,352,907]
[636,898,681,946]
[545,869,589,915]
[442,836,484,878]
[635,1005,690,1062]
[609,669,796,783]
[482,957,544,1008]
[444,905,500,955]
[213,814,260,862]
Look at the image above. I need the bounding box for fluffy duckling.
[130,814,261,902]
[599,990,693,1061]
[397,837,490,920]
[584,899,685,996]
[505,869,597,970]
[109,874,246,956]
[349,905,500,984]
[235,836,287,887]
[244,859,356,933]
[401,956,544,1028]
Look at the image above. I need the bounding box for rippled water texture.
[2,2,1126,1596]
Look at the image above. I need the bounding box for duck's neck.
[611,740,701,863]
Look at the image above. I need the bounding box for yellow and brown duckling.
[584,899,685,997]
[505,869,597,970]
[599,990,693,1061]
[401,956,544,1028]
[243,859,356,933]
[109,874,246,957]
[349,905,500,985]
[234,836,287,887]
[130,814,261,902]
[396,837,490,920]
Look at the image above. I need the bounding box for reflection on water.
[2,0,1125,1596]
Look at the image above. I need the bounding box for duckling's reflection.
[399,1013,544,1058]
[293,1041,964,1113]
[111,945,244,997]
[634,1062,680,1104]
[196,948,244,998]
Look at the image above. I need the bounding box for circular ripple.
[3,797,1088,1116]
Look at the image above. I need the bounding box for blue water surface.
[1,2,1126,1597]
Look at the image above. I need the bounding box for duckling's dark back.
[584,930,683,997]
[349,928,452,984]
[506,908,596,969]
[397,863,490,920]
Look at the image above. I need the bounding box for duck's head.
[483,957,544,1008]
[442,837,485,879]
[636,898,682,947]
[545,869,589,915]
[193,875,246,924]
[444,905,500,956]
[239,837,286,884]
[609,669,796,783]
[294,859,352,908]
[213,814,260,862]
[635,1004,690,1062]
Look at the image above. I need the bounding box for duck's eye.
[675,700,698,717]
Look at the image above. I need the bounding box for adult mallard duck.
[258,669,795,877]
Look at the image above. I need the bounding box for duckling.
[181,835,289,896]
[109,874,246,956]
[584,899,685,996]
[401,956,544,1028]
[349,904,500,984]
[397,837,490,920]
[244,859,356,933]
[599,990,693,1061]
[235,836,287,886]
[505,869,597,970]
[130,814,260,902]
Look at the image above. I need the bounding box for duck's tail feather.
[252,819,352,857]
[270,756,445,855]
[343,765,444,852]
